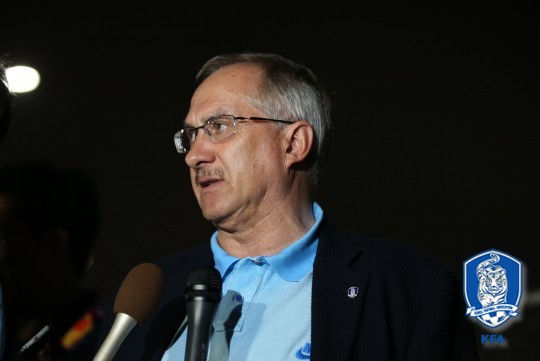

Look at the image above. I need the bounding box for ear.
[283,120,314,169]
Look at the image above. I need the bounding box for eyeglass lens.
[176,116,236,153]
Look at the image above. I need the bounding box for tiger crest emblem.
[464,249,522,329]
[477,253,508,307]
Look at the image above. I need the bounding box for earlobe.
[284,120,314,168]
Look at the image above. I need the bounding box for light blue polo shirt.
[162,202,323,361]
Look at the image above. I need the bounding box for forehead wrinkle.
[184,94,261,127]
[183,108,230,127]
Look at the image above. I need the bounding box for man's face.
[184,64,288,229]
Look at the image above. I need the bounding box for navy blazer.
[98,218,479,360]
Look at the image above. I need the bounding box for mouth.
[198,177,222,189]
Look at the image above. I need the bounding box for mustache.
[195,168,225,183]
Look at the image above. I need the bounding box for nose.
[184,129,215,169]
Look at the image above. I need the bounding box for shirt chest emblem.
[295,342,311,359]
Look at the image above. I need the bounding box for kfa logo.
[463,249,522,329]
[347,286,359,299]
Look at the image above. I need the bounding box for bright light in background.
[5,65,41,93]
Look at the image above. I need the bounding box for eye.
[182,128,198,144]
[210,117,232,133]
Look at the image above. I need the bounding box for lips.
[198,177,222,188]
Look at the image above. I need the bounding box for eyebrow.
[183,109,234,127]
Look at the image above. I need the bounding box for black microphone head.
[185,265,222,303]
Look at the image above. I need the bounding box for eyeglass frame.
[174,115,295,154]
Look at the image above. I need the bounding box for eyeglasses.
[174,115,294,153]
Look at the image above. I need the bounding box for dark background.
[1,0,538,358]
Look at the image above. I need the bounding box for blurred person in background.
[0,160,102,361]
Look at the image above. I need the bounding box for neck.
[216,196,315,258]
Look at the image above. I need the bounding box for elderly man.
[99,52,479,361]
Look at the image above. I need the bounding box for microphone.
[93,262,165,361]
[184,265,222,361]
[14,324,53,360]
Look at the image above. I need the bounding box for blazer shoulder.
[319,218,455,284]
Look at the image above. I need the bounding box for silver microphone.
[93,262,165,361]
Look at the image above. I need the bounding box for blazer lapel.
[311,219,370,361]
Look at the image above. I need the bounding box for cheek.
[223,131,285,187]
[244,148,284,188]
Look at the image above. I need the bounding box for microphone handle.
[14,324,53,360]
[92,313,137,361]
[184,300,217,361]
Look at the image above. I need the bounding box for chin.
[200,204,229,224]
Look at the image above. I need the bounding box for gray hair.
[196,52,332,190]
